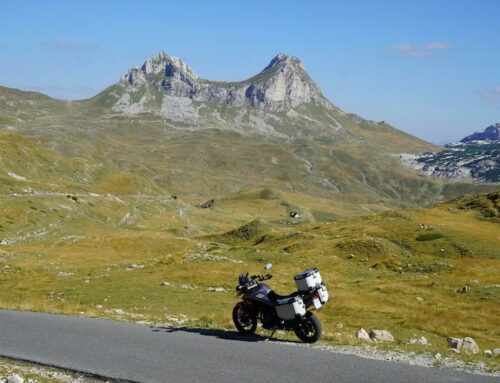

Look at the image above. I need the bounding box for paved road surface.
[0,310,497,383]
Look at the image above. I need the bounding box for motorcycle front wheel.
[232,303,257,334]
[294,312,322,343]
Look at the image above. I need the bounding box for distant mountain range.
[461,123,500,142]
[402,123,500,183]
[0,51,496,212]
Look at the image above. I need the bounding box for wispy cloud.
[43,39,100,51]
[385,42,453,58]
[478,87,500,102]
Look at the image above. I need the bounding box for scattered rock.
[493,348,500,357]
[409,336,428,345]
[484,284,500,289]
[289,211,301,219]
[127,263,141,270]
[206,287,226,292]
[114,309,125,315]
[455,286,470,293]
[347,254,355,259]
[484,349,493,357]
[57,271,73,277]
[160,281,171,286]
[7,374,24,383]
[369,329,394,342]
[336,323,343,329]
[434,352,441,359]
[356,328,371,341]
[95,305,103,309]
[449,348,461,354]
[181,284,194,290]
[469,279,480,284]
[416,297,424,302]
[198,199,214,209]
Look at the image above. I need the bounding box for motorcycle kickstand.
[265,326,277,342]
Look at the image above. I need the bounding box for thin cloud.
[478,87,500,102]
[385,42,453,58]
[44,39,100,51]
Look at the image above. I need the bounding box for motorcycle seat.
[268,290,300,303]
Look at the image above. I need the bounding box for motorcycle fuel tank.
[244,284,273,305]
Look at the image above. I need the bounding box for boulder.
[409,336,428,345]
[447,337,463,350]
[7,375,24,383]
[369,329,394,342]
[447,336,479,354]
[356,328,371,342]
[493,348,500,357]
[461,337,479,354]
[484,350,493,357]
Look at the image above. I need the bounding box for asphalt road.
[0,310,497,383]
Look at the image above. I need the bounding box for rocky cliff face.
[110,51,330,117]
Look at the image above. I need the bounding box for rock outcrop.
[114,51,329,116]
[461,123,500,142]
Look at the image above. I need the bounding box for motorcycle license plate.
[312,297,322,310]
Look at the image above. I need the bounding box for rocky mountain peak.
[461,123,500,142]
[141,51,197,79]
[263,53,304,71]
[113,51,330,116]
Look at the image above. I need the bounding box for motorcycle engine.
[258,306,277,330]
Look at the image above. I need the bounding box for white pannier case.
[294,269,322,291]
[316,284,329,304]
[275,296,306,320]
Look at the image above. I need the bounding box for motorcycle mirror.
[264,263,273,270]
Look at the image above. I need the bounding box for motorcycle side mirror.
[264,263,273,270]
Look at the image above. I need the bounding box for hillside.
[3,52,492,210]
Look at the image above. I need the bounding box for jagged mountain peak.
[140,51,198,80]
[263,53,304,71]
[112,50,329,115]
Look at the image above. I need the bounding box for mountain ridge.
[1,51,494,208]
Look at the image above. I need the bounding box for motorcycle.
[232,263,329,343]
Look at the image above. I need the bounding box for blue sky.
[1,0,499,143]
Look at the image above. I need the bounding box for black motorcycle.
[232,263,329,343]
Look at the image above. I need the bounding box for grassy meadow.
[0,178,499,368]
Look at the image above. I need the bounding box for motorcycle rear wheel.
[232,303,257,334]
[293,312,322,343]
